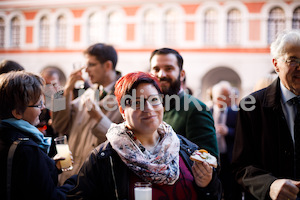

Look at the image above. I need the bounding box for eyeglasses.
[28,100,44,109]
[124,94,163,109]
[283,58,300,67]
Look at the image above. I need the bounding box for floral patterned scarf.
[106,121,180,185]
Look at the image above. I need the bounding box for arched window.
[56,15,66,47]
[204,9,218,45]
[107,11,122,45]
[227,9,241,45]
[292,7,300,30]
[268,7,285,44]
[0,18,4,48]
[87,13,101,45]
[164,9,178,45]
[143,9,157,46]
[39,16,50,47]
[11,16,20,47]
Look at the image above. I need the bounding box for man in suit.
[211,81,238,200]
[149,47,218,158]
[232,30,300,200]
[51,43,123,185]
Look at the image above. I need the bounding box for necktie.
[218,110,224,124]
[99,89,107,100]
[291,97,300,179]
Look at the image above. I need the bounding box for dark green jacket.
[163,91,218,158]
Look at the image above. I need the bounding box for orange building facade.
[0,0,300,100]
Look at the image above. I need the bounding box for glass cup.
[54,135,73,171]
[73,62,85,89]
[134,182,152,200]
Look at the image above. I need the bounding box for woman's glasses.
[28,100,44,109]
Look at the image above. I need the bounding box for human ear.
[180,69,186,82]
[12,109,22,120]
[273,58,280,73]
[104,60,113,71]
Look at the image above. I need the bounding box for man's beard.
[159,75,181,96]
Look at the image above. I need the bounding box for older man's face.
[274,44,300,95]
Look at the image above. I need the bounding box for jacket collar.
[262,77,282,108]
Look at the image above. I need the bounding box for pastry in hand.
[190,149,218,168]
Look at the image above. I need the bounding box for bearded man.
[149,48,218,158]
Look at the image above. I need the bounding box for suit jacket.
[232,78,295,200]
[211,107,237,162]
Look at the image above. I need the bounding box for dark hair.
[84,43,118,70]
[114,72,162,111]
[149,48,183,71]
[0,71,44,119]
[0,60,24,74]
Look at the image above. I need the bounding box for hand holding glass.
[54,135,73,171]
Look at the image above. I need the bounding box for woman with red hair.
[67,72,221,200]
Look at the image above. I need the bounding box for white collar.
[280,80,297,104]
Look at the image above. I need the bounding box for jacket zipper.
[109,156,119,200]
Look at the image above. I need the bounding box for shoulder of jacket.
[0,125,38,148]
[178,135,198,154]
[92,141,115,159]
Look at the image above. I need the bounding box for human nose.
[143,100,154,112]
[157,69,167,78]
[85,66,89,73]
[41,101,46,109]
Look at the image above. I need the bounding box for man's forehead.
[150,54,178,66]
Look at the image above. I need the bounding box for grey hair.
[212,81,232,102]
[270,29,300,58]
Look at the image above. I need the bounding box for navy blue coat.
[0,122,71,200]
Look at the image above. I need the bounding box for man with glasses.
[149,48,218,159]
[51,43,123,185]
[232,30,300,200]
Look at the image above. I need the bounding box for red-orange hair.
[114,71,161,112]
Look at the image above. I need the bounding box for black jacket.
[0,122,71,200]
[67,135,222,200]
[232,78,297,200]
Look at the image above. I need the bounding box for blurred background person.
[51,43,123,185]
[67,72,221,200]
[211,81,238,200]
[231,87,240,111]
[39,66,67,157]
[0,59,24,74]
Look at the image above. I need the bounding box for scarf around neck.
[2,118,51,153]
[106,121,180,185]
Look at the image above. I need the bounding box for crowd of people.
[0,29,300,200]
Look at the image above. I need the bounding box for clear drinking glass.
[134,182,152,200]
[72,62,85,89]
[54,135,73,171]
